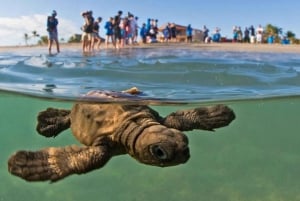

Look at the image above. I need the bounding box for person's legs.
[105,35,109,48]
[96,37,101,51]
[48,32,54,54]
[48,39,53,54]
[54,36,60,53]
[82,33,87,52]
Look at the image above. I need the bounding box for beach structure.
[158,23,203,42]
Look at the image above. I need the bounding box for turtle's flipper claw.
[36,108,71,137]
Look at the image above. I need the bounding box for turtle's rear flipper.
[8,144,111,182]
[36,108,71,137]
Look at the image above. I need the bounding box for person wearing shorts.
[47,10,60,54]
[81,11,94,52]
[104,17,114,48]
[92,17,102,51]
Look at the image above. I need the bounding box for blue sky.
[0,0,299,46]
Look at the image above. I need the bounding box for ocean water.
[1,46,300,201]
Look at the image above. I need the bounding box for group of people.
[46,9,287,55]
[103,11,139,49]
[80,10,102,52]
[202,24,265,44]
[232,25,264,44]
[80,10,141,51]
[45,9,220,55]
[202,26,222,43]
[46,10,141,54]
[140,18,159,43]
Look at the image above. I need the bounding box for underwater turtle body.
[8,90,235,182]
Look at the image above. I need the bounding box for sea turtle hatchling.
[8,90,235,182]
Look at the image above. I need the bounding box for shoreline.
[0,42,300,54]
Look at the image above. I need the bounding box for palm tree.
[286,31,296,44]
[24,33,30,45]
[32,30,40,37]
[32,30,40,44]
[286,31,295,39]
[264,24,282,43]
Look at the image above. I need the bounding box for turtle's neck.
[114,114,159,156]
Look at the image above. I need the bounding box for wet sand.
[0,42,299,54]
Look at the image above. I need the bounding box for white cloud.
[0,14,79,46]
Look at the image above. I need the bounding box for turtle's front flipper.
[36,108,71,137]
[161,104,235,131]
[8,143,111,182]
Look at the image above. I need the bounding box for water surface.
[1,47,300,101]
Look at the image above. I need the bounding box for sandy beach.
[0,42,299,54]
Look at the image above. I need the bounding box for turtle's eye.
[150,145,168,160]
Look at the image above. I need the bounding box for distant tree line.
[24,31,40,45]
[23,31,64,45]
[264,24,298,44]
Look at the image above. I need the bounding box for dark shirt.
[250,27,255,36]
[47,17,58,32]
[114,15,121,29]
[171,26,177,37]
[83,16,94,33]
[244,29,250,37]
[93,22,99,33]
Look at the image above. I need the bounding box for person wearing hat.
[47,10,60,54]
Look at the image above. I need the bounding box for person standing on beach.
[133,16,139,44]
[92,17,102,51]
[232,26,238,42]
[186,24,193,43]
[170,23,177,42]
[81,11,94,53]
[128,14,138,45]
[163,24,170,43]
[140,23,147,43]
[256,24,264,43]
[47,10,60,55]
[249,25,255,43]
[113,10,123,49]
[104,17,114,48]
[244,27,250,43]
[203,25,209,42]
[237,26,243,43]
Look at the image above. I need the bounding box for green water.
[1,94,300,201]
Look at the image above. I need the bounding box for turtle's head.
[133,125,190,167]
